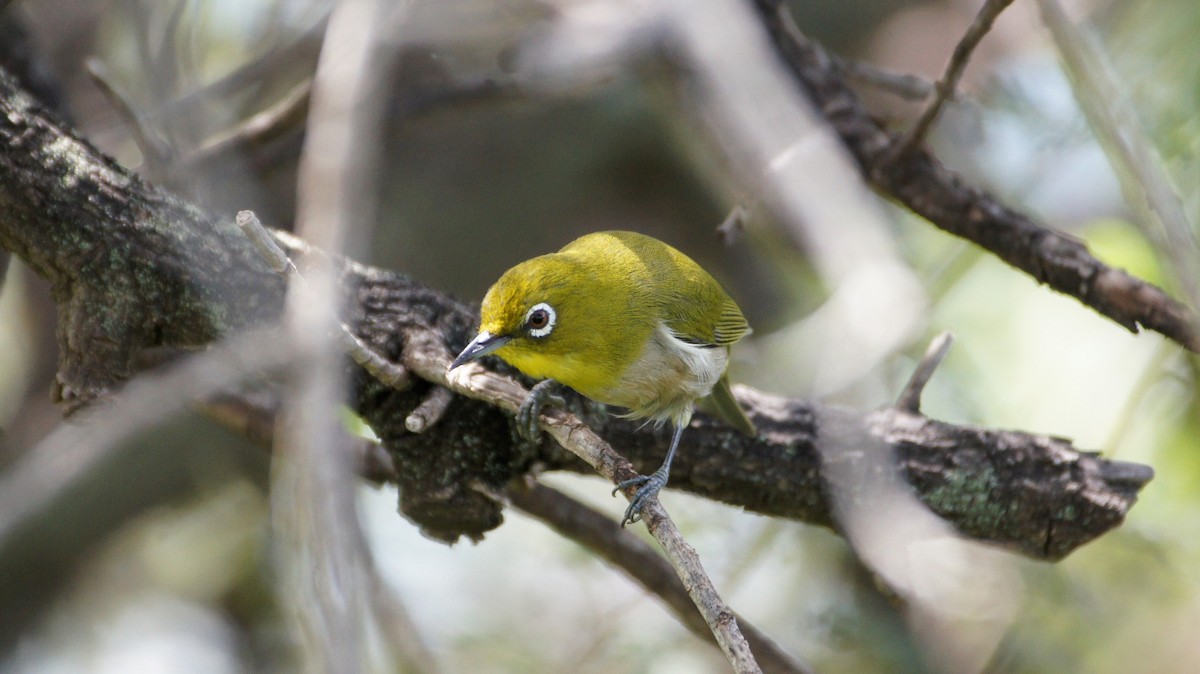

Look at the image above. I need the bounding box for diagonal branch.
[504,482,813,674]
[1036,0,1200,330]
[751,0,1200,353]
[409,332,761,672]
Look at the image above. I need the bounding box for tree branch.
[751,0,1200,353]
[0,69,286,408]
[409,331,761,671]
[0,65,1153,565]
[505,482,813,674]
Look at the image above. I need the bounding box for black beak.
[450,331,511,370]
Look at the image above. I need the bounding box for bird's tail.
[703,373,756,436]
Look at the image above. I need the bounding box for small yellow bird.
[450,230,755,525]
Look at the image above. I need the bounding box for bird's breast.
[596,322,728,427]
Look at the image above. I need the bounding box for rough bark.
[0,70,287,406]
[345,269,1152,559]
[0,66,1153,562]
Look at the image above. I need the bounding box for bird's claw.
[613,468,668,527]
[515,380,565,442]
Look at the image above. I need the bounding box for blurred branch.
[362,534,444,674]
[198,390,435,671]
[0,64,1153,562]
[85,56,174,176]
[661,0,928,396]
[270,0,400,669]
[751,0,1200,353]
[716,204,751,245]
[504,482,813,674]
[0,326,296,547]
[156,14,326,121]
[199,391,400,483]
[892,0,1017,157]
[238,210,412,390]
[186,79,311,167]
[1036,0,1200,325]
[831,55,935,101]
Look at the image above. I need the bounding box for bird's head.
[450,252,618,384]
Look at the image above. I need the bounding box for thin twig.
[411,332,761,673]
[236,210,412,390]
[236,210,292,273]
[85,56,174,173]
[832,55,936,101]
[504,482,813,674]
[716,204,751,245]
[405,385,455,433]
[892,0,1017,158]
[187,78,311,166]
[154,16,326,122]
[896,332,954,413]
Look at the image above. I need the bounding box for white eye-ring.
[525,302,556,338]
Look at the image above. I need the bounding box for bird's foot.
[612,466,670,527]
[515,380,566,442]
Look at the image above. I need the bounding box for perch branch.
[416,334,761,672]
[504,482,812,674]
[0,61,1153,567]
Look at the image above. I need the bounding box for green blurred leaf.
[1082,217,1164,287]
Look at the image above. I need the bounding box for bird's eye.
[525,302,556,338]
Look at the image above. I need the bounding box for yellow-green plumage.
[476,231,752,430]
[451,230,754,525]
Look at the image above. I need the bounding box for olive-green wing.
[711,298,751,346]
[658,280,751,347]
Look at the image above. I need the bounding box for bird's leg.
[515,379,566,442]
[613,424,684,527]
